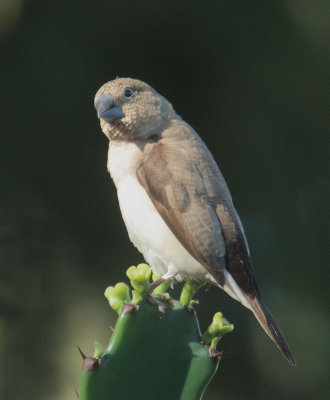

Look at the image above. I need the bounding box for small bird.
[94,77,295,364]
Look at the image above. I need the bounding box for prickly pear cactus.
[78,264,233,400]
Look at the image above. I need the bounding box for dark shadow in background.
[0,1,329,399]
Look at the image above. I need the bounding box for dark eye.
[123,88,134,99]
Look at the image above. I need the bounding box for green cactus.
[78,264,233,400]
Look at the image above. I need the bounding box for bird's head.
[94,78,175,141]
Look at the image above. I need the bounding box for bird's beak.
[95,94,125,121]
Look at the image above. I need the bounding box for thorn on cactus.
[77,346,86,360]
[78,345,101,371]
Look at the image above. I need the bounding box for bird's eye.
[123,88,134,99]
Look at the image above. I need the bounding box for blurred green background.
[0,1,329,399]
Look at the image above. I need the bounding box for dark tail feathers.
[248,297,296,365]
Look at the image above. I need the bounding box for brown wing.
[137,121,259,296]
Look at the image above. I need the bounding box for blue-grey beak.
[95,94,125,121]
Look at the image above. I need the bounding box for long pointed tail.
[248,296,296,365]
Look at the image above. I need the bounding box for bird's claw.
[146,292,167,317]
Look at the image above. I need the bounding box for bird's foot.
[146,293,167,315]
[147,273,176,316]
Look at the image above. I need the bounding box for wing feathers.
[216,204,259,297]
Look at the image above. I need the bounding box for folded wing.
[136,121,256,293]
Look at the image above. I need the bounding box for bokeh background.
[1,1,329,399]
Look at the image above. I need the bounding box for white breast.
[107,140,208,281]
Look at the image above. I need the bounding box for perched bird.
[94,77,295,364]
